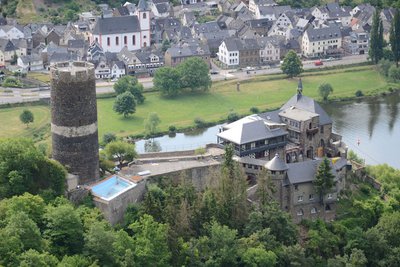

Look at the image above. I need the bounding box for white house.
[248,0,277,14]
[91,0,151,52]
[302,25,342,58]
[258,37,280,63]
[95,60,111,79]
[311,7,329,21]
[17,55,43,71]
[0,25,25,40]
[218,38,240,67]
[111,61,126,78]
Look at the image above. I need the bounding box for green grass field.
[0,66,392,141]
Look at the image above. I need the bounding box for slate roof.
[68,39,85,49]
[155,3,169,14]
[217,119,287,145]
[116,6,130,16]
[326,3,351,18]
[138,0,149,11]
[258,5,291,18]
[305,25,341,41]
[280,94,333,125]
[92,16,140,35]
[49,52,78,63]
[19,54,42,64]
[0,39,16,52]
[265,154,288,171]
[286,159,338,184]
[113,61,125,69]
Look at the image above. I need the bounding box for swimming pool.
[91,176,137,201]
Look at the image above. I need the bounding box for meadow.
[0,66,392,141]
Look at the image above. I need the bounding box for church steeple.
[297,78,303,95]
[137,0,149,11]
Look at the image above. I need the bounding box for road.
[0,55,367,105]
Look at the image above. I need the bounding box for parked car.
[210,70,219,75]
[314,60,323,66]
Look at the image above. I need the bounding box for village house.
[91,0,151,52]
[343,29,369,55]
[257,36,281,64]
[164,41,210,67]
[149,0,171,18]
[301,24,342,58]
[118,47,164,76]
[248,0,277,14]
[255,5,291,20]
[17,54,43,71]
[111,61,126,78]
[0,25,25,40]
[218,37,260,67]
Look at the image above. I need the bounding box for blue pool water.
[91,176,136,200]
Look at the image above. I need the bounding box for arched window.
[116,36,119,45]
[143,42,147,47]
[107,37,110,46]
[124,36,127,45]
[132,35,136,45]
[143,12,147,19]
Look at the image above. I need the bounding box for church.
[91,0,151,53]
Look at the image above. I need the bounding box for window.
[251,142,255,149]
[294,185,298,190]
[311,207,317,214]
[132,35,136,45]
[116,36,119,45]
[124,36,127,45]
[107,37,110,46]
[297,209,304,216]
[309,194,314,200]
[320,126,324,133]
[143,12,147,19]
[297,195,303,202]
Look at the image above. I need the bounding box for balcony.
[306,127,319,135]
[238,141,287,157]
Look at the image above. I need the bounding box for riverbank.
[0,65,395,143]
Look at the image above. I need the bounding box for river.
[135,92,400,169]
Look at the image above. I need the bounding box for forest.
[0,138,400,266]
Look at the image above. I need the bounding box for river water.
[135,92,400,169]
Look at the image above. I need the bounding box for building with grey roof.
[164,40,210,67]
[302,25,342,58]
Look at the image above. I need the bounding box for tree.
[314,157,335,204]
[113,91,136,117]
[129,214,171,266]
[390,8,400,66]
[0,138,66,199]
[177,57,212,91]
[99,150,114,176]
[281,50,303,78]
[44,204,84,257]
[20,109,34,127]
[153,67,182,97]
[59,255,95,267]
[84,222,116,266]
[241,247,277,267]
[144,112,161,136]
[161,39,171,52]
[18,249,59,267]
[104,140,137,168]
[102,132,117,145]
[369,9,384,64]
[318,83,334,101]
[113,75,145,103]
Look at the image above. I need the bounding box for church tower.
[136,0,150,48]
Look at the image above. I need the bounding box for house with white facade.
[91,0,151,52]
[218,38,239,67]
[301,25,342,58]
[17,54,43,71]
[0,25,25,40]
[258,37,281,64]
[111,61,126,78]
[248,0,277,14]
[311,7,329,21]
[255,5,291,20]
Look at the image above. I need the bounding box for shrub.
[2,77,22,88]
[250,107,260,114]
[194,117,206,128]
[377,59,392,77]
[168,125,176,133]
[227,112,239,123]
[102,133,117,145]
[389,65,400,82]
[355,90,364,97]
[195,147,206,155]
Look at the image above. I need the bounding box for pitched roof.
[92,16,140,35]
[286,159,339,184]
[137,0,149,11]
[217,119,287,145]
[305,25,342,41]
[280,94,333,125]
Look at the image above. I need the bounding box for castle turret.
[50,61,99,185]
[265,154,288,208]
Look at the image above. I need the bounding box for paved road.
[0,55,367,105]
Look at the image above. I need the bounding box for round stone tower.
[50,61,99,185]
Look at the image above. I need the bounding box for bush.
[195,147,206,155]
[227,112,239,123]
[377,59,392,77]
[250,107,260,114]
[102,133,117,145]
[168,125,176,133]
[2,77,22,88]
[389,65,400,82]
[355,90,364,97]
[359,184,371,196]
[194,117,206,128]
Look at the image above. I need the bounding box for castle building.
[50,61,99,185]
[91,0,151,52]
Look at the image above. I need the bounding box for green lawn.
[0,66,392,141]
[0,105,50,140]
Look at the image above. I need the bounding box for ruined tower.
[50,61,99,185]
